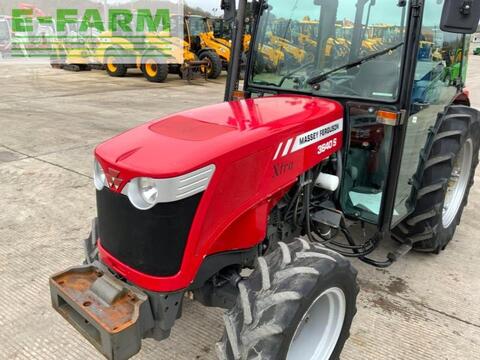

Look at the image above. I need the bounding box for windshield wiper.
[307,42,405,86]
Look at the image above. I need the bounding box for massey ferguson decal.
[273,118,343,160]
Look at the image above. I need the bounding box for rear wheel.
[199,51,222,79]
[394,109,479,253]
[216,238,358,360]
[141,58,169,83]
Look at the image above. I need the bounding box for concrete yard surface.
[0,58,480,360]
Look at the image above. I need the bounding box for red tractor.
[50,1,480,359]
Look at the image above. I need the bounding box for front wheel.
[216,238,358,360]
[141,58,169,83]
[199,51,222,79]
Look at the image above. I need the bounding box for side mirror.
[440,0,480,34]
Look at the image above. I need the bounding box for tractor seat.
[351,60,401,100]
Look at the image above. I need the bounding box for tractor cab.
[184,15,208,48]
[210,17,236,39]
[246,0,473,229]
[249,0,408,223]
[184,15,228,55]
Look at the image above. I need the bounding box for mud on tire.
[394,106,480,253]
[216,238,359,360]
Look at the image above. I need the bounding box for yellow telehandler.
[100,33,204,82]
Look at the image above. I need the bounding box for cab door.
[391,0,466,226]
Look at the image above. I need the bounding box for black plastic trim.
[97,189,202,277]
[189,246,259,290]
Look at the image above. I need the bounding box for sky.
[186,0,220,8]
[186,0,222,13]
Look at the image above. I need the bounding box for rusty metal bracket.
[50,263,153,360]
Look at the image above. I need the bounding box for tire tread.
[218,239,358,360]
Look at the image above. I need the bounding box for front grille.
[96,189,202,277]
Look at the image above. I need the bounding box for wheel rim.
[287,287,346,360]
[442,138,473,228]
[145,60,158,77]
[106,58,117,73]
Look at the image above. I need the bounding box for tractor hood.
[95,95,343,191]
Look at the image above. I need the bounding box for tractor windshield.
[188,17,209,36]
[250,0,408,102]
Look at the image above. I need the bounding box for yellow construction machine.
[100,32,205,82]
[98,14,209,82]
[183,15,229,78]
[209,17,252,53]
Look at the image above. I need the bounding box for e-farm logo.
[12,8,171,34]
[1,3,184,65]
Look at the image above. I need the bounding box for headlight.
[94,159,107,191]
[123,165,216,210]
[127,177,159,210]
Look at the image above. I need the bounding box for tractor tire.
[141,59,169,83]
[105,52,128,77]
[394,107,480,253]
[200,51,222,79]
[216,238,358,360]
